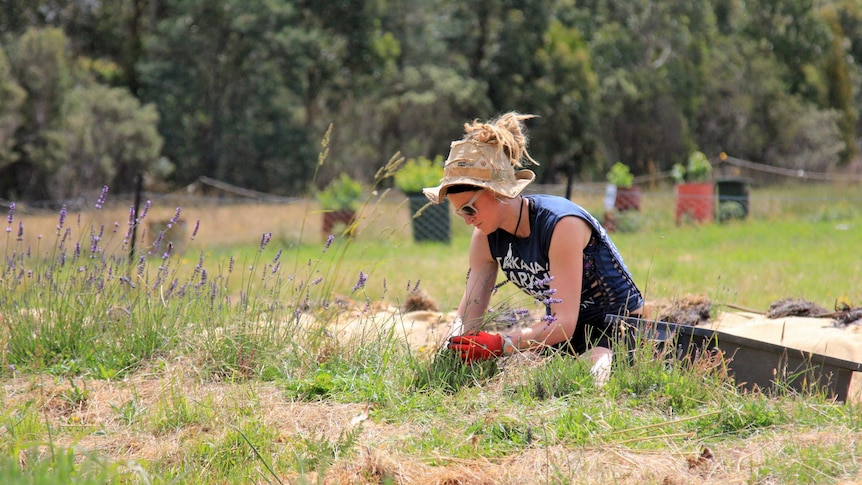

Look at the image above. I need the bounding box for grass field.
[1,181,861,484]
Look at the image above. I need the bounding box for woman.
[423,112,643,382]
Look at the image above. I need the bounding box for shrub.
[672,151,713,184]
[394,156,444,194]
[606,162,634,188]
[316,173,363,211]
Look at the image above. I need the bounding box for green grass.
[1,181,861,484]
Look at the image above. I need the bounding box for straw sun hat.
[422,139,536,204]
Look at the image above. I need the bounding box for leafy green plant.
[186,422,279,483]
[513,353,594,400]
[152,387,214,433]
[110,396,144,426]
[316,173,364,211]
[606,162,634,188]
[672,151,713,183]
[288,427,362,474]
[394,155,444,194]
[62,378,91,409]
[613,210,642,233]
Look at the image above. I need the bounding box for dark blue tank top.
[487,194,643,328]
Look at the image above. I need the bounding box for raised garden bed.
[608,316,862,402]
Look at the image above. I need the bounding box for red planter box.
[614,186,642,212]
[675,182,714,224]
[322,210,356,237]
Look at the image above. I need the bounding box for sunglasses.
[454,190,483,217]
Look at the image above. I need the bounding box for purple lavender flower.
[60,227,71,248]
[57,205,67,232]
[193,252,203,276]
[541,313,558,324]
[152,231,164,252]
[228,257,235,273]
[124,207,135,242]
[7,202,14,225]
[16,222,23,241]
[95,185,108,209]
[352,271,367,293]
[90,225,104,254]
[200,268,208,285]
[259,232,272,251]
[191,220,200,240]
[162,242,173,260]
[273,249,282,263]
[138,200,151,222]
[323,235,334,252]
[167,207,181,228]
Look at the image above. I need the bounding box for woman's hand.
[448,332,515,362]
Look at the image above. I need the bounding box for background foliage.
[0,0,860,203]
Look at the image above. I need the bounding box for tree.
[139,0,315,195]
[0,46,25,169]
[0,27,163,201]
[528,19,598,191]
[825,0,862,158]
[4,27,73,200]
[740,0,832,103]
[695,36,845,170]
[55,83,163,198]
[582,0,718,173]
[306,0,493,186]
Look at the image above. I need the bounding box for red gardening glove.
[448,331,505,363]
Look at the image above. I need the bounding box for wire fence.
[2,155,860,254]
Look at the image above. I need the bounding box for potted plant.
[606,162,641,212]
[673,151,714,224]
[317,173,363,236]
[394,155,450,243]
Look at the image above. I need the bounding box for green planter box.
[716,177,751,221]
[407,195,450,243]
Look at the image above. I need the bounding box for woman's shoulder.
[529,194,603,233]
[529,194,586,215]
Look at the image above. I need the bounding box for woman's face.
[449,189,499,234]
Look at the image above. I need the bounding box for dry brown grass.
[4,355,862,484]
[11,194,418,256]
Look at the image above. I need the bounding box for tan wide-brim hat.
[422,139,535,204]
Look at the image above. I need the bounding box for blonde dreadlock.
[462,112,540,169]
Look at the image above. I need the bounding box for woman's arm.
[452,228,499,335]
[509,216,592,349]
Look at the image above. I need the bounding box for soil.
[766,297,829,318]
[401,288,438,313]
[653,294,713,326]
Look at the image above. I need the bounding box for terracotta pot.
[614,186,642,212]
[675,182,714,224]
